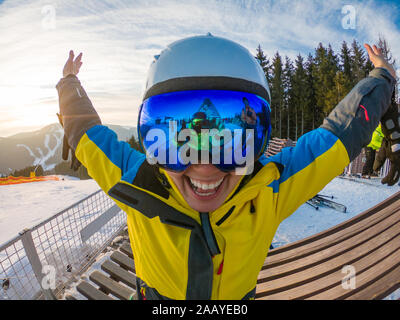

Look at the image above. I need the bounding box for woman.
[56,35,397,299]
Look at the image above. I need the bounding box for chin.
[188,200,222,213]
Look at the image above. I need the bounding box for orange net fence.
[0,175,60,185]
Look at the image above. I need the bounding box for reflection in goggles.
[144,121,255,175]
[138,90,271,173]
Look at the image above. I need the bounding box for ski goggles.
[138,89,271,172]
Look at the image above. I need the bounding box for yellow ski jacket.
[56,67,396,300]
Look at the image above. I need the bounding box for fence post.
[19,228,57,300]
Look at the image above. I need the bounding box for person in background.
[362,124,384,178]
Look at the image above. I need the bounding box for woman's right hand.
[63,50,83,78]
[364,43,396,79]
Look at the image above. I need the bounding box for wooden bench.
[265,138,296,157]
[74,243,136,300]
[71,191,400,300]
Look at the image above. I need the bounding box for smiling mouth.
[186,176,225,197]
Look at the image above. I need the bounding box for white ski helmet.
[143,33,271,104]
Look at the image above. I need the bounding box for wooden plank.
[267,192,400,257]
[262,199,400,268]
[256,230,400,299]
[262,208,400,277]
[120,242,134,259]
[101,260,137,290]
[76,281,114,300]
[257,228,400,299]
[346,263,400,300]
[258,209,400,282]
[306,246,400,300]
[110,250,135,272]
[89,270,134,300]
[265,201,399,266]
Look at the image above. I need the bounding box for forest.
[255,37,397,140]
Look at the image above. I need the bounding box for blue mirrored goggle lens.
[138,90,271,172]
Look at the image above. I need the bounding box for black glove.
[373,137,400,186]
[57,113,81,171]
[375,94,400,186]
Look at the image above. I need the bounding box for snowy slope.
[0,176,99,245]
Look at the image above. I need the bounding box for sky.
[0,0,400,137]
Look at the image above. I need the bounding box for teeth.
[189,177,224,191]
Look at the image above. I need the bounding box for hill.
[0,124,137,175]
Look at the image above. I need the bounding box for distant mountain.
[0,124,137,175]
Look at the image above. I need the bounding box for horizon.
[0,121,137,139]
[1,0,400,137]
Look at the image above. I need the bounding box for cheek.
[228,173,243,186]
[165,172,186,188]
[224,174,243,194]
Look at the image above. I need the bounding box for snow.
[1,175,399,300]
[0,176,99,245]
[15,126,63,171]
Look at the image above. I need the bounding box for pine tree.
[312,43,339,119]
[377,35,398,103]
[255,44,272,83]
[127,135,142,152]
[53,161,91,179]
[351,39,367,84]
[378,36,396,65]
[12,165,44,177]
[305,53,317,131]
[283,56,294,139]
[340,41,353,94]
[313,43,330,123]
[334,71,347,105]
[324,44,340,115]
[292,54,308,139]
[270,52,284,138]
